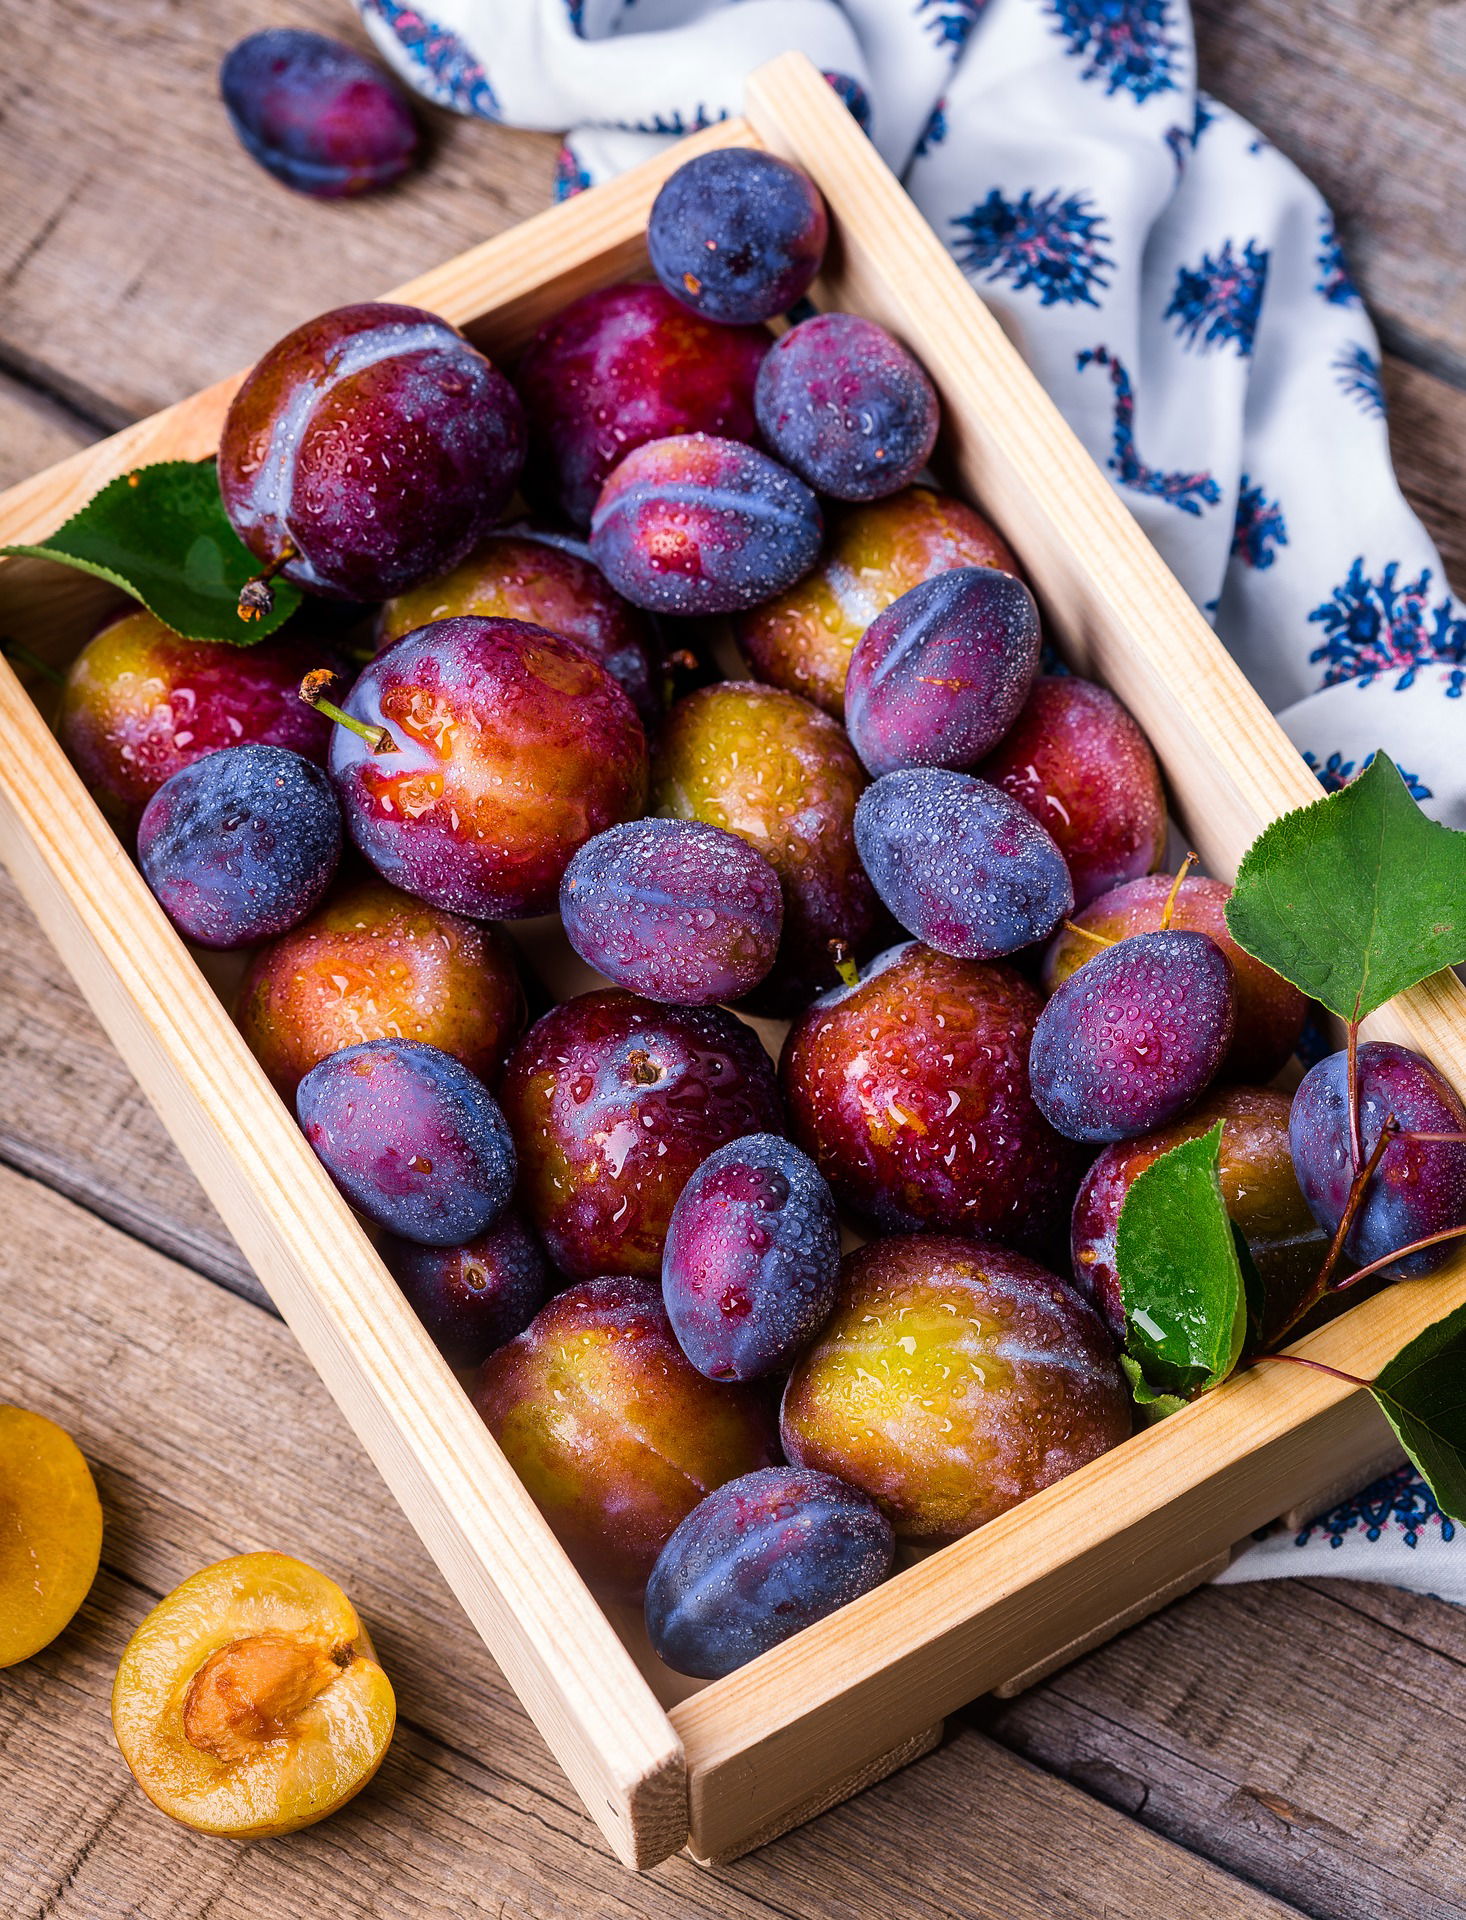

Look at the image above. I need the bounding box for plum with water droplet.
[648,149,827,325]
[380,1208,550,1369]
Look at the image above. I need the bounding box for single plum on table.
[323,615,647,920]
[781,941,1082,1245]
[1290,1042,1466,1279]
[380,1209,549,1369]
[1044,873,1306,1082]
[844,567,1041,776]
[854,768,1073,961]
[662,1133,840,1382]
[220,28,418,198]
[236,876,525,1102]
[648,149,827,325]
[59,609,334,837]
[297,1038,515,1246]
[652,682,879,1013]
[218,302,525,603]
[976,676,1167,909]
[499,990,784,1281]
[590,434,821,616]
[516,283,769,527]
[755,312,939,502]
[472,1276,780,1601]
[645,1467,893,1679]
[782,1237,1131,1544]
[376,530,660,722]
[138,744,341,949]
[1030,930,1235,1144]
[560,818,783,1006]
[737,485,1022,719]
[1071,1085,1323,1346]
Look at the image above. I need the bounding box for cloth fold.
[357,0,1465,1598]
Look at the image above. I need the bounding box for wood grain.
[0,1162,1305,1920]
[1194,0,1466,383]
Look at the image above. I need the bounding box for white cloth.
[356,0,1465,1595]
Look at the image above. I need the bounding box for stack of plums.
[56,147,1466,1685]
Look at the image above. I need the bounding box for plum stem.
[238,540,299,622]
[0,637,66,686]
[1333,1222,1466,1292]
[626,1048,661,1086]
[298,670,396,755]
[1346,1013,1364,1172]
[1264,1112,1397,1349]
[1397,1131,1466,1144]
[828,938,860,990]
[1159,851,1198,931]
[1063,919,1116,951]
[1256,1352,1373,1390]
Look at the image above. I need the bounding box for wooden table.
[2,5,1464,1915]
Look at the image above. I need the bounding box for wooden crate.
[0,51,1460,1870]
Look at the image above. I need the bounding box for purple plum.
[220,28,418,199]
[648,149,827,325]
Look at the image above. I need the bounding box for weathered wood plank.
[1194,0,1466,383]
[0,1161,1303,1919]
[0,367,98,490]
[0,0,558,426]
[980,1576,1466,1920]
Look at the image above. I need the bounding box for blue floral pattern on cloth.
[1303,750,1433,801]
[358,0,500,116]
[1334,342,1386,418]
[1308,559,1466,692]
[1077,347,1221,516]
[822,71,873,131]
[1232,476,1287,570]
[553,143,592,200]
[1044,0,1178,104]
[952,188,1114,306]
[1298,1465,1457,1551]
[915,99,949,155]
[916,0,989,51]
[1316,215,1361,307]
[1165,239,1268,355]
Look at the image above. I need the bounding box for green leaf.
[1370,1300,1466,1524]
[0,461,301,643]
[1116,1123,1248,1404]
[1226,752,1466,1023]
[1118,1354,1188,1423]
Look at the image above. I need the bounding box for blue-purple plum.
[648,149,827,325]
[754,312,938,502]
[1030,930,1235,1144]
[137,744,340,949]
[560,818,782,1006]
[380,1210,549,1368]
[218,303,525,603]
[297,1038,516,1245]
[1289,1042,1466,1278]
[662,1134,840,1381]
[590,433,822,616]
[645,1467,894,1678]
[220,29,418,199]
[853,767,1073,960]
[844,568,1041,776]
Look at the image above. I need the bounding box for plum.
[499,989,784,1280]
[590,433,822,616]
[1030,930,1235,1144]
[59,609,334,836]
[1290,1042,1466,1279]
[1071,1085,1324,1346]
[645,1467,893,1678]
[844,568,1041,776]
[781,941,1082,1244]
[376,530,659,722]
[662,1133,840,1381]
[652,681,879,1013]
[560,818,782,1006]
[220,28,418,199]
[138,744,341,949]
[648,149,827,325]
[516,282,769,527]
[754,312,939,502]
[472,1276,780,1600]
[854,768,1073,960]
[1044,873,1306,1082]
[297,1038,515,1246]
[380,1209,549,1369]
[781,1237,1131,1543]
[976,675,1167,908]
[236,876,525,1102]
[737,485,1022,719]
[218,302,525,603]
[323,615,647,920]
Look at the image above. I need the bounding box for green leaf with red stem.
[1225,752,1466,1022]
